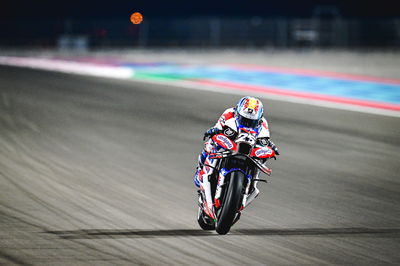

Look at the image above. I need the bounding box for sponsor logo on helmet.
[216,135,234,150]
[255,148,273,157]
[248,98,259,111]
[243,98,259,112]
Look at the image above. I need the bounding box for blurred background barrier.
[57,35,89,52]
[1,17,399,49]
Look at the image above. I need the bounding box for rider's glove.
[268,139,280,155]
[203,127,220,141]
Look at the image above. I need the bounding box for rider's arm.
[258,118,270,138]
[257,118,279,155]
[213,107,235,130]
[204,108,235,140]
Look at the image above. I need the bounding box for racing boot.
[194,150,207,187]
[246,186,260,206]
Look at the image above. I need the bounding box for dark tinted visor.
[237,115,259,128]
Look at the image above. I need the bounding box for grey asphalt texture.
[0,66,399,265]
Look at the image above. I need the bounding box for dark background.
[1,0,400,48]
[2,0,400,19]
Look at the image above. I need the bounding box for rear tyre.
[216,171,245,235]
[197,206,215,230]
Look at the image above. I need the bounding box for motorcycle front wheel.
[216,171,245,235]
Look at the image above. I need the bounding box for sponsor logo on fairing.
[259,138,268,146]
[216,135,234,150]
[220,168,229,176]
[223,127,235,137]
[255,148,273,157]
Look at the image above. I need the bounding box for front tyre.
[216,171,245,235]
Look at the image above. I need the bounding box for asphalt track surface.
[0,66,399,265]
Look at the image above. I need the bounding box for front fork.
[199,156,218,220]
[214,168,260,212]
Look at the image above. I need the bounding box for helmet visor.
[237,115,259,128]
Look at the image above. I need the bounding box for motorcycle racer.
[194,96,279,205]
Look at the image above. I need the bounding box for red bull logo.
[243,98,259,112]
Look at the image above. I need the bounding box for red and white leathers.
[195,108,271,218]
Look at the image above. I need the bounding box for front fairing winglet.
[209,152,272,176]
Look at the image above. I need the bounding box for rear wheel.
[216,171,245,235]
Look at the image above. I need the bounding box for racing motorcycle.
[197,119,277,235]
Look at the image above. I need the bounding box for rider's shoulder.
[260,117,269,128]
[220,107,235,120]
[257,118,270,138]
[222,107,235,115]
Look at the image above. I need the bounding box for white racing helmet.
[235,96,264,128]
